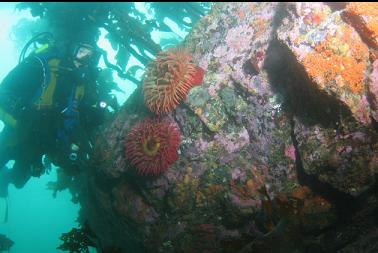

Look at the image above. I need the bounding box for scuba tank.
[0,32,55,128]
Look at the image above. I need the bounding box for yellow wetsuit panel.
[36,58,60,108]
[75,84,85,101]
[0,107,17,128]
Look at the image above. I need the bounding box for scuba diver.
[0,31,109,199]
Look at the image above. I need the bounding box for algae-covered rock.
[294,119,378,196]
[272,2,378,196]
[76,2,378,253]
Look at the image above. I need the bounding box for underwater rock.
[83,3,298,253]
[270,2,378,196]
[342,2,378,49]
[79,2,378,253]
[337,228,378,253]
[369,60,378,123]
[277,2,372,127]
[294,118,378,196]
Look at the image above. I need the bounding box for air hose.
[18,32,54,64]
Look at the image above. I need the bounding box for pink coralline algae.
[213,45,229,59]
[284,145,296,161]
[225,24,253,53]
[369,60,378,122]
[198,54,210,71]
[194,138,210,152]
[214,128,250,153]
[355,95,371,125]
[371,60,378,93]
[231,167,247,181]
[212,24,255,67]
[208,82,222,96]
[230,193,262,209]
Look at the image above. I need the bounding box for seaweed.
[14,2,212,90]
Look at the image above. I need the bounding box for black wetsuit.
[0,53,100,195]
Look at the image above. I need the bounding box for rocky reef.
[74,3,378,253]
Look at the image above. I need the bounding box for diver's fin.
[0,197,8,223]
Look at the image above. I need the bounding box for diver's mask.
[73,43,101,68]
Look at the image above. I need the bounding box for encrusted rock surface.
[75,3,378,253]
[273,2,378,196]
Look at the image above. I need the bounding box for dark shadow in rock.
[261,32,377,252]
[243,58,259,76]
[263,33,365,208]
[263,38,356,130]
[324,2,347,12]
[263,36,366,213]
